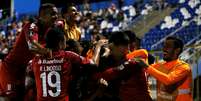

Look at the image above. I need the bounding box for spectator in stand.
[156,0,165,11]
[117,10,125,22]
[0,39,9,59]
[134,0,144,11]
[107,3,118,21]
[83,0,91,11]
[118,0,124,9]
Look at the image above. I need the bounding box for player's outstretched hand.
[133,58,149,69]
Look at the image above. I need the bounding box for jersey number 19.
[40,71,61,97]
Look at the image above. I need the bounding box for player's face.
[68,6,79,21]
[162,39,176,62]
[109,43,128,60]
[42,7,58,26]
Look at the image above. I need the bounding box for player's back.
[32,50,82,101]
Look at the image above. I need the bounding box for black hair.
[166,36,184,55]
[66,39,81,54]
[46,27,65,49]
[80,40,93,57]
[39,3,55,16]
[109,31,130,46]
[135,37,141,48]
[124,30,136,43]
[61,3,76,16]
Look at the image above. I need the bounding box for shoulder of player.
[54,19,65,29]
[64,51,82,58]
[136,49,148,55]
[21,22,38,32]
[20,23,31,32]
[33,54,44,59]
[30,55,40,65]
[175,60,191,71]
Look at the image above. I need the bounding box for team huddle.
[0,3,192,101]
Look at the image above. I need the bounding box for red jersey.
[95,60,152,101]
[0,23,37,98]
[32,50,82,101]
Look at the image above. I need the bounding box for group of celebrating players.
[0,2,193,101]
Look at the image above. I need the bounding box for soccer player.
[89,31,152,101]
[31,27,83,101]
[0,3,58,100]
[61,3,81,41]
